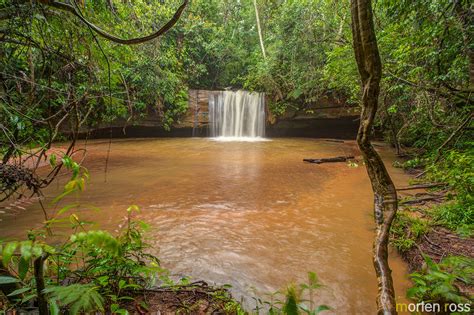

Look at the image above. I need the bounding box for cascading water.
[208,90,265,139]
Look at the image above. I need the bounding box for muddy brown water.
[0,138,412,313]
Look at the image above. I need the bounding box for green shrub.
[429,149,473,208]
[0,163,170,314]
[390,212,429,252]
[253,272,330,314]
[408,255,473,305]
[44,284,104,315]
[402,157,426,170]
[0,205,167,314]
[422,149,473,235]
[431,202,473,236]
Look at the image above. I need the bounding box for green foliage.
[428,149,473,200]
[51,156,89,204]
[374,0,472,148]
[1,0,197,158]
[408,255,473,305]
[390,212,430,252]
[402,157,426,170]
[282,285,299,315]
[427,149,474,232]
[323,44,359,104]
[396,148,473,236]
[0,162,169,313]
[431,203,473,237]
[253,272,330,315]
[219,294,247,314]
[243,0,353,116]
[0,206,164,312]
[1,0,472,312]
[0,277,20,285]
[2,0,471,152]
[45,284,104,315]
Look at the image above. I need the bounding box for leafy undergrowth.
[398,148,473,234]
[390,209,474,312]
[408,256,473,308]
[391,149,474,311]
[251,272,330,315]
[390,211,430,253]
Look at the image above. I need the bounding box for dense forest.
[1,0,472,148]
[0,0,473,314]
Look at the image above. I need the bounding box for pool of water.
[0,138,411,313]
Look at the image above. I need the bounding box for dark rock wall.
[78,89,360,140]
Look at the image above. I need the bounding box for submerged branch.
[303,156,354,164]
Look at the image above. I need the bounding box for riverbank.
[391,168,474,302]
[120,281,243,314]
[0,282,243,315]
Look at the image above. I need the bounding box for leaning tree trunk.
[350,0,398,314]
[253,0,266,59]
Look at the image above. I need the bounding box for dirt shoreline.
[400,226,474,295]
[394,169,474,298]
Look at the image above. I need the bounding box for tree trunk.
[34,254,49,315]
[454,1,474,87]
[350,0,398,314]
[253,0,266,59]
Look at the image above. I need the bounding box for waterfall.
[208,90,265,139]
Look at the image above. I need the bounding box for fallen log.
[396,182,447,191]
[303,156,354,164]
[399,195,445,205]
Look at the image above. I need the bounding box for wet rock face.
[80,116,360,140]
[78,89,360,140]
[266,116,360,139]
[181,89,359,139]
[183,89,359,126]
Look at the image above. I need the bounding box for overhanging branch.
[42,0,189,45]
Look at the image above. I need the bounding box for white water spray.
[208,90,265,140]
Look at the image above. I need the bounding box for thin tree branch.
[41,0,189,45]
[434,112,473,163]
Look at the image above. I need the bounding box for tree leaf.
[20,241,32,261]
[2,241,18,265]
[21,293,37,303]
[58,204,80,215]
[316,305,331,313]
[0,276,20,284]
[18,257,29,280]
[7,287,31,297]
